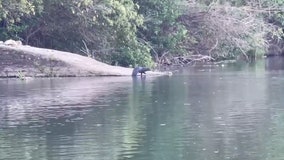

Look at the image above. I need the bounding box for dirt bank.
[0,44,164,78]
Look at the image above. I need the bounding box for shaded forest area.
[0,0,284,67]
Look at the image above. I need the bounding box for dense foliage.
[182,0,284,61]
[0,0,283,66]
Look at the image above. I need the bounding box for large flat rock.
[0,44,164,77]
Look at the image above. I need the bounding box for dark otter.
[132,67,150,76]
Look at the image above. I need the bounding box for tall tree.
[19,0,153,67]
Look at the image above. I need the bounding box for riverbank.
[0,42,165,78]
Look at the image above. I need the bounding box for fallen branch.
[159,54,215,66]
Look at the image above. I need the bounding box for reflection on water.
[265,56,284,71]
[1,59,284,160]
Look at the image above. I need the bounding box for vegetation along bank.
[0,0,284,70]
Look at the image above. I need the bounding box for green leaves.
[134,0,188,58]
[0,0,42,21]
[0,0,190,67]
[93,0,151,66]
[0,0,43,40]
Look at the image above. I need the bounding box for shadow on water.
[265,57,284,71]
[263,57,284,160]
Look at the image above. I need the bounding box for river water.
[1,58,284,160]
